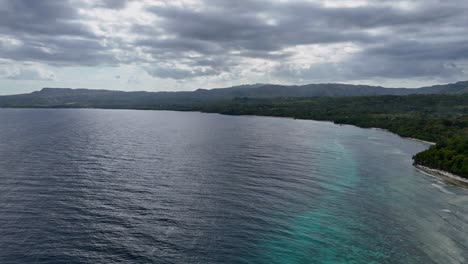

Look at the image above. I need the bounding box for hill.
[0,81,467,108]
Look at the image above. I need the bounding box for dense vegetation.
[413,136,468,177]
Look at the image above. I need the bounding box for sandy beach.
[415,164,468,188]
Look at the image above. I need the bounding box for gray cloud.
[94,0,128,9]
[2,67,55,81]
[0,37,117,66]
[138,0,468,80]
[276,57,464,83]
[0,0,116,66]
[145,65,220,80]
[0,0,467,82]
[0,0,92,37]
[144,2,377,52]
[366,40,468,61]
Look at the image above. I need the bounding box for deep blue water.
[0,109,467,264]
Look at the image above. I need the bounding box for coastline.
[371,127,437,145]
[415,164,468,188]
[372,130,466,188]
[336,124,466,188]
[408,137,436,145]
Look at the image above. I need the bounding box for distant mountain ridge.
[0,81,467,108]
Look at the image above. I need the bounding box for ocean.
[0,109,467,263]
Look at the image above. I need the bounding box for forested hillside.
[1,80,467,108]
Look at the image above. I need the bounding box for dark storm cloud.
[0,0,467,81]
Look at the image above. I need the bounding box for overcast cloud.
[0,0,467,94]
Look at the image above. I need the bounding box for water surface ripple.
[0,109,467,263]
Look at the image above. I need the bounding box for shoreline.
[348,127,466,188]
[415,165,468,188]
[370,127,436,145]
[407,137,436,145]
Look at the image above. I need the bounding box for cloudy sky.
[0,0,467,94]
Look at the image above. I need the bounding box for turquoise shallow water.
[259,140,363,264]
[0,109,467,263]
